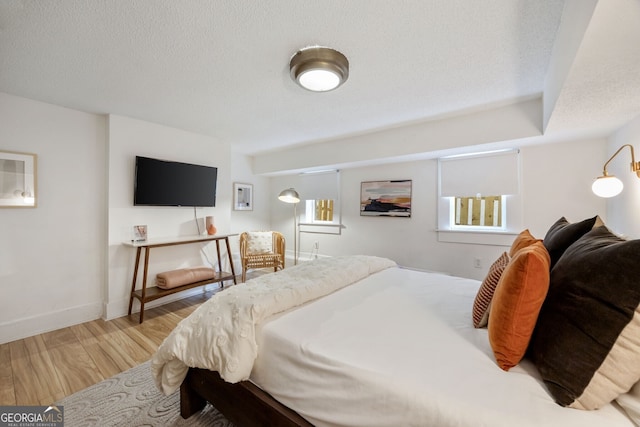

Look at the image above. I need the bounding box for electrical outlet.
[473,257,482,269]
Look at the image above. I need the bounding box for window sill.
[436,229,517,246]
[299,222,343,235]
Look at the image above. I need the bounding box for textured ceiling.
[1,0,639,158]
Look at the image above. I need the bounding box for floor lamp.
[278,188,300,265]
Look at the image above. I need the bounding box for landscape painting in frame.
[0,150,37,208]
[360,180,412,217]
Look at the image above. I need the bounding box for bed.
[151,234,640,426]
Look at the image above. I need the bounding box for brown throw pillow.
[472,252,509,328]
[488,242,550,371]
[508,229,540,258]
[530,226,640,410]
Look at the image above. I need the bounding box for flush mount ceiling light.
[592,144,640,198]
[290,46,349,92]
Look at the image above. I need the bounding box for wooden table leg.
[224,237,237,284]
[214,239,223,274]
[128,247,142,315]
[139,247,150,323]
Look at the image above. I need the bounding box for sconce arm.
[602,144,640,176]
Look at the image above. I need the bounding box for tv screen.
[134,156,217,207]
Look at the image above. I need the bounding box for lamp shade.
[278,188,300,203]
[592,175,624,198]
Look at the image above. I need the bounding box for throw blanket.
[151,255,396,395]
[156,267,216,289]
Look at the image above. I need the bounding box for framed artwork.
[360,180,412,217]
[0,150,37,208]
[133,225,148,242]
[233,182,253,211]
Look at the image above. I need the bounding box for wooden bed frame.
[180,367,313,426]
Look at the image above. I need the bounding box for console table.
[124,234,237,323]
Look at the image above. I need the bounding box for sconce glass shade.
[592,175,624,198]
[290,47,349,92]
[278,188,300,203]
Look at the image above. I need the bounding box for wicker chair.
[239,231,286,282]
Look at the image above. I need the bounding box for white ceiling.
[1,0,639,162]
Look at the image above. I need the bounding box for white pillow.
[246,231,273,254]
[617,382,640,426]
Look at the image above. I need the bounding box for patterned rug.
[55,361,233,427]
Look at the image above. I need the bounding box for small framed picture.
[0,150,37,208]
[233,182,253,211]
[133,225,148,242]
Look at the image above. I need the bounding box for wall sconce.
[290,46,349,92]
[278,188,300,265]
[592,144,640,198]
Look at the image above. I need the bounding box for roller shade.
[298,170,339,200]
[439,150,519,197]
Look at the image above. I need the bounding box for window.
[296,170,342,234]
[452,195,504,229]
[437,150,521,244]
[315,199,334,221]
[305,199,335,223]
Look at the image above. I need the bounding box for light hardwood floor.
[0,288,219,406]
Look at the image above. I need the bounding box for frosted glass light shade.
[592,175,624,198]
[298,69,341,92]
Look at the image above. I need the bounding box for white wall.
[607,115,640,238]
[106,115,234,319]
[228,151,271,267]
[0,93,273,343]
[270,138,607,280]
[0,90,621,343]
[0,92,106,343]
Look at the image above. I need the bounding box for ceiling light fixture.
[290,46,349,92]
[592,144,640,198]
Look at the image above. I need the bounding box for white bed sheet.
[251,266,634,427]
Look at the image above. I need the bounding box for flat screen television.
[134,156,217,207]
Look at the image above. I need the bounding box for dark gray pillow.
[542,216,601,269]
[530,226,640,409]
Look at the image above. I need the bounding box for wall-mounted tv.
[134,156,217,207]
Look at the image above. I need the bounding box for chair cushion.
[246,231,273,254]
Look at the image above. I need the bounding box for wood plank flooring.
[1,289,218,406]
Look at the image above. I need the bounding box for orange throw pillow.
[489,241,550,371]
[508,229,540,257]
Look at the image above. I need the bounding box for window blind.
[439,150,519,197]
[297,170,339,200]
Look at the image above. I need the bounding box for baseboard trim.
[0,302,103,345]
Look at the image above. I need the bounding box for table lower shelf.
[130,271,235,321]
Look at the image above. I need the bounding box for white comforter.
[251,266,635,427]
[151,255,396,394]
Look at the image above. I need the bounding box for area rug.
[55,361,233,427]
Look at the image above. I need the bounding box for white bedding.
[250,266,634,427]
[151,255,396,394]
